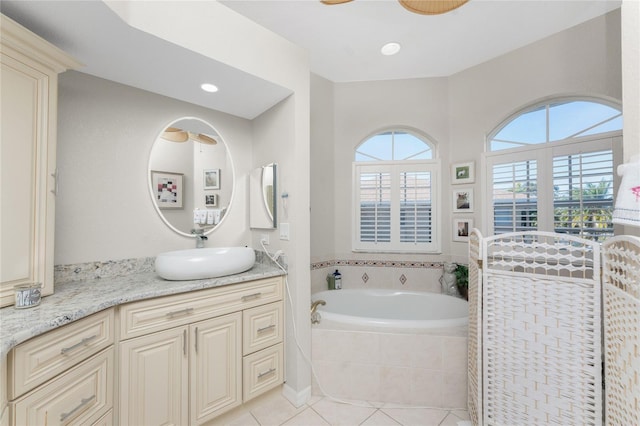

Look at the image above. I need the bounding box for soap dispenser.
[333,269,342,290]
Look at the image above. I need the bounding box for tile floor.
[209,388,470,426]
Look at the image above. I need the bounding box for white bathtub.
[312,289,468,329]
[311,289,469,407]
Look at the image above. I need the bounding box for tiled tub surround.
[311,323,468,409]
[311,259,445,295]
[310,259,467,408]
[0,252,285,358]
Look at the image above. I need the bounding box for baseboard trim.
[282,384,311,408]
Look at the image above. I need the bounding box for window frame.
[484,133,623,238]
[487,96,623,152]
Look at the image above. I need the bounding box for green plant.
[454,263,469,289]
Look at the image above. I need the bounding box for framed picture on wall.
[205,194,218,207]
[151,171,183,209]
[453,218,473,242]
[204,169,220,189]
[452,161,475,184]
[452,188,474,213]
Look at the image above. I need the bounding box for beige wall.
[56,71,254,264]
[310,74,336,262]
[310,10,624,291]
[449,9,622,255]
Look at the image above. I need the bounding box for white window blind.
[487,136,620,241]
[399,171,432,243]
[553,150,614,241]
[359,171,391,243]
[354,162,439,252]
[492,160,538,234]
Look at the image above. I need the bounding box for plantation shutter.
[358,169,391,243]
[399,171,432,243]
[354,162,439,252]
[552,149,614,241]
[491,159,539,234]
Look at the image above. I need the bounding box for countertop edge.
[0,264,285,359]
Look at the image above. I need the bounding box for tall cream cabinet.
[0,14,81,307]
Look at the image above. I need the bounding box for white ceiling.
[1,0,621,118]
[0,0,292,119]
[221,0,621,82]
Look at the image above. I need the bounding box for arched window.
[486,97,622,241]
[489,99,622,151]
[353,129,440,252]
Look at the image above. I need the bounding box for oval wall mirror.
[148,117,235,237]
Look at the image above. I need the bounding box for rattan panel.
[482,232,602,425]
[603,236,640,426]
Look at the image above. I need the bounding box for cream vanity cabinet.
[118,276,284,425]
[0,15,81,307]
[5,309,115,425]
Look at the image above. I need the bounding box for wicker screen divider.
[476,231,603,425]
[602,235,640,426]
[467,229,483,425]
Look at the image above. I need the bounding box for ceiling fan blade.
[161,127,189,142]
[398,0,468,15]
[320,0,354,4]
[189,132,218,145]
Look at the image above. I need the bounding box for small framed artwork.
[452,188,474,213]
[452,161,475,184]
[205,194,218,207]
[151,171,184,209]
[204,169,220,190]
[453,218,473,242]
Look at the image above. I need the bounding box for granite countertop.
[0,262,285,359]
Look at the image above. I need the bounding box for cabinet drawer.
[91,409,113,426]
[8,309,114,398]
[120,277,283,339]
[243,302,283,356]
[11,348,114,426]
[242,343,284,402]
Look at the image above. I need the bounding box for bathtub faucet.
[310,300,326,315]
[310,300,326,325]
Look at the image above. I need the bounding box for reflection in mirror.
[250,163,277,229]
[148,117,235,237]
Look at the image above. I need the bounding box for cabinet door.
[0,15,79,307]
[119,327,188,426]
[0,52,53,307]
[190,312,241,425]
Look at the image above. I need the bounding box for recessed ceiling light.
[381,42,401,56]
[201,83,219,93]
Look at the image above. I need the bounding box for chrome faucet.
[191,229,208,248]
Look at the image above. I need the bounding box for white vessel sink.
[155,247,256,280]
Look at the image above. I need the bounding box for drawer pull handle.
[257,324,276,333]
[241,292,262,302]
[258,368,276,379]
[60,395,95,422]
[166,307,194,318]
[60,335,98,355]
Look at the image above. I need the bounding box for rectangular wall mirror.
[250,163,277,229]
